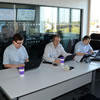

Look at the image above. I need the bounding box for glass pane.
[15,5,39,37]
[71,9,80,34]
[58,8,70,34]
[0,4,15,42]
[0,3,16,69]
[40,7,57,33]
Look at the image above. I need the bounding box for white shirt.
[43,42,70,62]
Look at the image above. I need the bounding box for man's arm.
[88,44,94,54]
[4,64,25,68]
[76,49,94,56]
[43,45,55,63]
[60,44,71,57]
[25,58,29,62]
[53,59,60,64]
[75,52,86,56]
[89,50,94,54]
[74,42,85,56]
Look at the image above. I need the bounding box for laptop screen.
[25,59,42,71]
[80,53,93,62]
[64,54,76,62]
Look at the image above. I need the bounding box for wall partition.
[0,2,82,69]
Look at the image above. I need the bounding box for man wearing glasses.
[3,33,29,68]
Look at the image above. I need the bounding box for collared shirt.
[43,42,70,62]
[3,44,29,64]
[74,41,93,54]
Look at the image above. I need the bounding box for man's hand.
[54,59,60,64]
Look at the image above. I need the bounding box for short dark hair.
[52,35,60,41]
[13,34,24,42]
[82,35,90,41]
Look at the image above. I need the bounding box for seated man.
[3,33,29,68]
[42,35,70,64]
[74,35,93,56]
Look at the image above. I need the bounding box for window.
[0,8,16,21]
[58,8,70,33]
[17,9,35,21]
[0,3,82,66]
[71,9,81,34]
[40,7,57,33]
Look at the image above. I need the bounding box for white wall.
[0,0,89,37]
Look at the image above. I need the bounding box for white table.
[0,61,100,100]
[0,68,19,86]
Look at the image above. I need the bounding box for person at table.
[42,35,71,64]
[74,35,93,56]
[3,33,29,68]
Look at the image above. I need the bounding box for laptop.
[80,53,93,62]
[64,54,76,62]
[25,59,42,71]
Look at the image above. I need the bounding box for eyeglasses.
[15,41,23,45]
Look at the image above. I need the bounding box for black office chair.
[90,33,100,50]
[66,39,73,53]
[66,39,79,54]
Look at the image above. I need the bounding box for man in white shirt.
[3,33,29,68]
[43,35,70,64]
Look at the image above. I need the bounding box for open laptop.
[64,54,76,62]
[80,53,93,62]
[25,58,42,71]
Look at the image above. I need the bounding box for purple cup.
[60,57,64,66]
[19,67,24,77]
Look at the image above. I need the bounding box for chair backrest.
[90,33,100,50]
[66,39,73,53]
[66,39,79,54]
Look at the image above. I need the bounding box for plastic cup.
[60,57,64,66]
[19,67,24,77]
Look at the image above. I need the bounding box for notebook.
[25,59,42,71]
[91,50,100,61]
[95,50,100,56]
[64,54,76,62]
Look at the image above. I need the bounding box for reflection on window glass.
[40,7,57,33]
[15,22,38,36]
[71,9,80,34]
[0,4,15,42]
[15,5,38,38]
[0,3,82,70]
[17,9,35,21]
[58,8,70,34]
[0,8,16,21]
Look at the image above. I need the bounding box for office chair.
[90,33,100,50]
[66,39,79,54]
[66,39,73,53]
